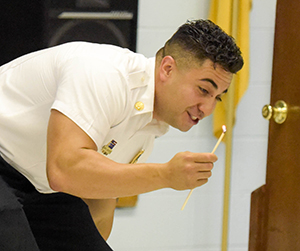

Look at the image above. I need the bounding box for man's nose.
[198,99,217,117]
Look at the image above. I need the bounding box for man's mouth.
[187,112,201,124]
[187,109,205,124]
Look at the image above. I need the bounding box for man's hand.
[161,151,217,190]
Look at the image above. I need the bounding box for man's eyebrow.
[200,78,228,94]
[200,78,218,89]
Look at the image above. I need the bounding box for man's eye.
[216,96,223,102]
[199,87,209,94]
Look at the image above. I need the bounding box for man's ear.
[159,56,176,81]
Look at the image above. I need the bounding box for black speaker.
[0,0,138,66]
[0,0,44,65]
[44,0,138,50]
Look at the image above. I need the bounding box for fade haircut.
[157,19,244,73]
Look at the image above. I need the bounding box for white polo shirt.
[0,42,169,193]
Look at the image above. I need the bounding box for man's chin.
[173,124,194,132]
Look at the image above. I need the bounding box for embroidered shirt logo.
[101,139,117,155]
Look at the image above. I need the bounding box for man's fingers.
[196,179,208,187]
[197,170,212,179]
[193,161,214,173]
[193,152,218,163]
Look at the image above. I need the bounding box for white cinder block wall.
[108,0,277,250]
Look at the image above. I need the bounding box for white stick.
[181,125,227,210]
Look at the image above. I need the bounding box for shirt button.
[135,101,144,111]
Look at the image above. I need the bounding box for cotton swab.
[181,125,227,210]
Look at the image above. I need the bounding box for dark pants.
[0,155,113,251]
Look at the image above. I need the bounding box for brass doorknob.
[262,100,288,124]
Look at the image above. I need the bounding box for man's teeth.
[191,116,198,120]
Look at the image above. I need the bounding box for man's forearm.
[47,148,167,199]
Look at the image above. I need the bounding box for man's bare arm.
[46,109,217,199]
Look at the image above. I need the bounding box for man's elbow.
[46,163,67,192]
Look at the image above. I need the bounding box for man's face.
[154,58,233,132]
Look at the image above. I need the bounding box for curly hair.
[158,19,243,74]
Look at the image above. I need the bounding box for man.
[0,19,243,250]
